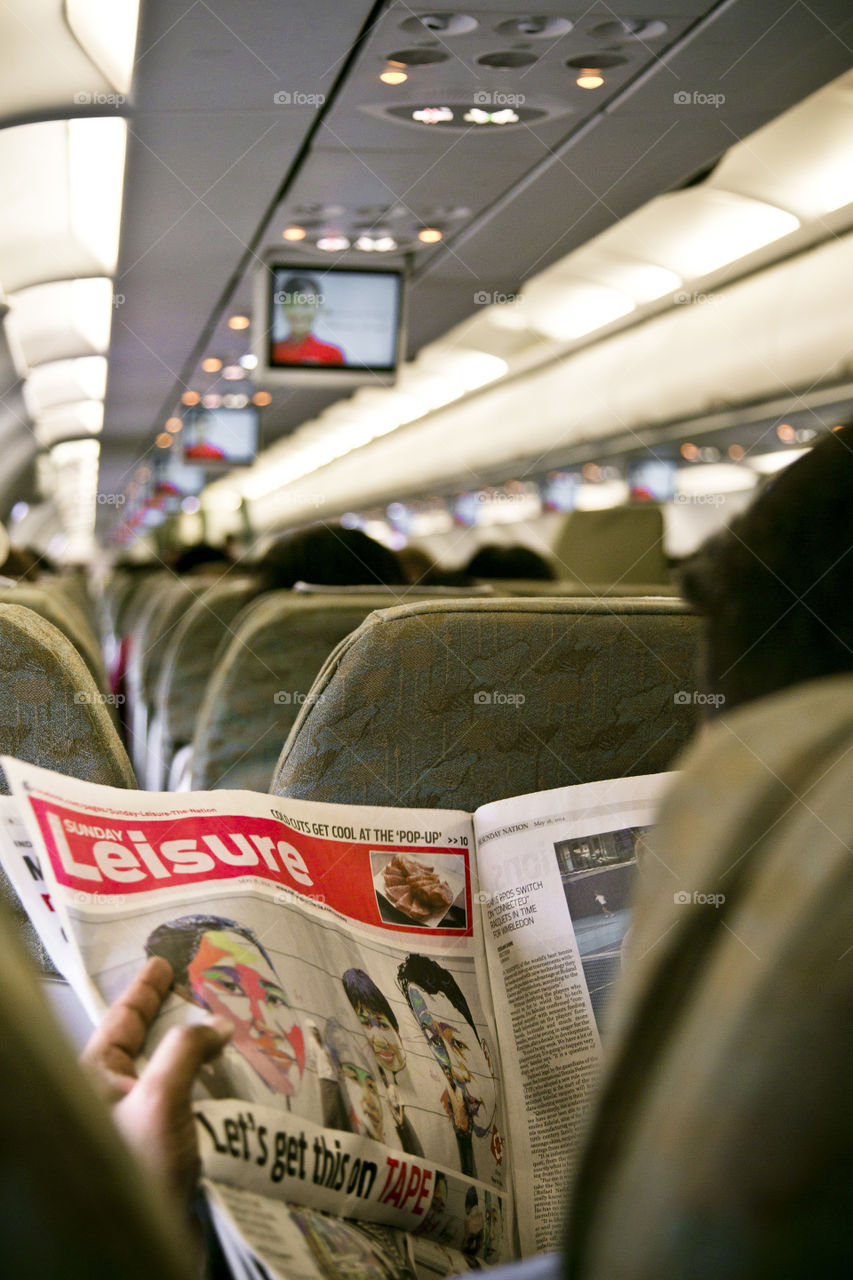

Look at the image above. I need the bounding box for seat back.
[553,506,669,586]
[567,673,853,1278]
[0,581,109,693]
[151,575,263,790]
[190,592,418,791]
[0,604,136,970]
[271,596,700,810]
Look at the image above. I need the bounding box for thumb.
[134,1018,233,1108]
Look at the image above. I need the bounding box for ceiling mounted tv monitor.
[253,260,405,386]
[182,405,258,468]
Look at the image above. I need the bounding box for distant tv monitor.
[182,406,258,467]
[626,458,676,503]
[254,261,405,386]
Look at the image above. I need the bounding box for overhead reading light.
[380,69,408,85]
[282,225,307,241]
[240,353,258,370]
[354,234,398,252]
[155,432,172,448]
[412,107,454,125]
[165,417,182,433]
[418,227,443,243]
[317,235,351,251]
[181,390,200,405]
[576,70,604,89]
[228,314,250,330]
[202,393,221,408]
[201,356,222,372]
[222,364,243,380]
[463,107,519,125]
[253,391,272,406]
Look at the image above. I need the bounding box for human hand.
[81,954,232,1202]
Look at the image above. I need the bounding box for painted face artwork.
[340,1059,385,1141]
[186,929,305,1096]
[355,1004,406,1075]
[407,984,496,1137]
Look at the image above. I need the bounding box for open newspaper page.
[472,772,674,1256]
[1,758,511,1277]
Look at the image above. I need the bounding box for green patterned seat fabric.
[0,583,109,694]
[190,592,411,792]
[125,575,219,774]
[271,597,700,811]
[155,576,263,778]
[0,605,136,973]
[553,506,670,586]
[566,673,853,1279]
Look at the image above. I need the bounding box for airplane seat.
[552,505,670,587]
[189,590,422,792]
[0,580,110,695]
[269,596,700,811]
[0,604,136,975]
[126,576,218,781]
[495,579,681,597]
[566,672,853,1277]
[0,893,193,1279]
[151,575,263,791]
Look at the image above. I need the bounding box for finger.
[133,1019,233,1109]
[81,956,175,1086]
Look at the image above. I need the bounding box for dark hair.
[678,425,853,712]
[255,524,406,590]
[466,543,556,581]
[171,542,230,573]
[342,968,399,1032]
[396,953,477,1037]
[145,913,275,988]
[465,1186,479,1211]
[281,275,322,300]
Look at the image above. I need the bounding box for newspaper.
[0,757,671,1276]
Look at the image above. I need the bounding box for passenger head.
[466,543,556,581]
[678,425,853,713]
[170,542,230,574]
[254,524,405,590]
[145,913,305,1097]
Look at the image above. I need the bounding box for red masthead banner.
[28,798,473,938]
